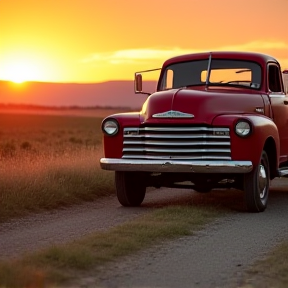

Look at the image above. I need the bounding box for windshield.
[160,59,262,90]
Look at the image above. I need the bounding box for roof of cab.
[162,51,279,68]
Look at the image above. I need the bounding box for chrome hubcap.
[258,164,267,199]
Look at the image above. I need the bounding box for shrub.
[1,142,16,158]
[20,141,32,150]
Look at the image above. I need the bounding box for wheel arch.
[263,136,278,179]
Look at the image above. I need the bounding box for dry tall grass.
[0,112,114,221]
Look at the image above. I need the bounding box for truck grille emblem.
[152,110,194,118]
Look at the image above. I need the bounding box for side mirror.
[134,73,142,93]
[134,68,160,95]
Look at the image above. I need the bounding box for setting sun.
[3,60,43,83]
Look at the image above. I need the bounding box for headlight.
[235,121,252,137]
[102,119,119,136]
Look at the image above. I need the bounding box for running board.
[278,167,288,177]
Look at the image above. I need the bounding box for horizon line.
[0,79,158,85]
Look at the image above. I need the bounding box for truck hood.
[141,88,264,124]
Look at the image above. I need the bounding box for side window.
[165,69,174,89]
[268,64,282,92]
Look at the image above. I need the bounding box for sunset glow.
[3,60,42,83]
[0,0,287,83]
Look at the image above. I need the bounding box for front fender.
[102,112,141,158]
[213,114,280,168]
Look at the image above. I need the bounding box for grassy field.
[0,110,116,221]
[0,111,103,158]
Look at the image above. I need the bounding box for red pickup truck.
[100,51,288,212]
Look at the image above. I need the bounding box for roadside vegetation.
[239,241,288,288]
[0,204,222,287]
[0,112,114,222]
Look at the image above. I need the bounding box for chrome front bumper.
[100,158,253,174]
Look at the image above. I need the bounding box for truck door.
[283,70,288,94]
[269,64,288,163]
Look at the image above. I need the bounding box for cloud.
[82,40,288,65]
[81,48,198,64]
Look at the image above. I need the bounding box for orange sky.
[0,0,287,83]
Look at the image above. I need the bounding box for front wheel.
[115,171,146,207]
[244,151,270,212]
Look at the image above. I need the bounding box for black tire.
[115,171,146,207]
[244,151,270,212]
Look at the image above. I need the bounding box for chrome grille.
[122,126,231,160]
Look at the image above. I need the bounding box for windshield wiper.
[207,82,259,90]
[184,83,206,88]
[205,52,212,90]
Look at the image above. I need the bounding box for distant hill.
[0,80,157,108]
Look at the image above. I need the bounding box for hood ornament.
[153,110,194,118]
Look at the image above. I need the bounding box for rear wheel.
[115,171,146,207]
[244,151,270,212]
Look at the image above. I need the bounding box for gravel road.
[1,179,288,288]
[0,188,196,259]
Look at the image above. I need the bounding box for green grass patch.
[0,205,223,287]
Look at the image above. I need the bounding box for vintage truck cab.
[100,51,288,212]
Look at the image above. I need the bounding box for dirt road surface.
[0,187,201,259]
[1,179,288,288]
